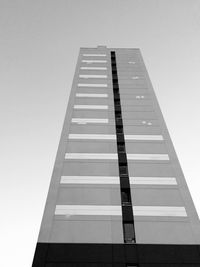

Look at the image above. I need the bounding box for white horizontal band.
[79,75,107,78]
[55,205,121,216]
[60,176,120,184]
[129,177,177,185]
[78,83,108,87]
[68,134,164,141]
[65,153,169,160]
[60,176,177,185]
[76,93,108,98]
[55,205,187,217]
[82,60,107,63]
[127,154,169,160]
[68,134,116,140]
[125,135,164,141]
[71,118,108,124]
[65,153,118,160]
[83,54,107,57]
[73,105,108,110]
[133,206,187,217]
[80,67,107,70]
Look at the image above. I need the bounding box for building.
[32,46,200,266]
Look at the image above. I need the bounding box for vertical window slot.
[119,165,128,177]
[115,110,122,118]
[118,144,125,153]
[115,99,121,106]
[111,51,136,245]
[121,189,131,205]
[116,125,123,134]
[124,223,135,243]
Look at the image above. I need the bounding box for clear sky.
[1,0,200,266]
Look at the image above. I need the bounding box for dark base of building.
[32,242,200,266]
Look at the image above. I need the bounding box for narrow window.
[116,125,123,134]
[124,223,135,243]
[116,118,123,126]
[115,99,120,106]
[115,110,122,118]
[111,51,135,245]
[118,144,125,153]
[119,165,128,177]
[121,190,131,205]
[114,92,120,100]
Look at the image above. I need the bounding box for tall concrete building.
[32,46,200,266]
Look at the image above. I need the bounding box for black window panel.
[114,96,120,102]
[121,189,131,204]
[120,177,130,188]
[114,87,119,92]
[118,155,127,165]
[114,106,121,112]
[112,74,118,79]
[113,84,119,89]
[119,165,128,176]
[115,118,123,126]
[116,128,123,134]
[114,94,120,100]
[115,115,122,121]
[112,69,117,74]
[124,224,135,243]
[114,99,121,106]
[114,91,120,97]
[113,83,119,88]
[117,134,125,143]
[117,140,125,146]
[115,111,122,118]
[118,152,127,164]
[116,125,124,134]
[113,85,119,90]
[122,206,133,222]
[118,145,125,152]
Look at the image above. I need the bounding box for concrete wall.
[37,46,200,245]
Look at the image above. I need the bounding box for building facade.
[33,46,200,266]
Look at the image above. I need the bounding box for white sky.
[1,0,200,266]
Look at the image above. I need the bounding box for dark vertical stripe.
[110,51,136,244]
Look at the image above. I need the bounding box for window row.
[68,134,164,140]
[55,205,187,217]
[60,176,177,185]
[65,153,170,161]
